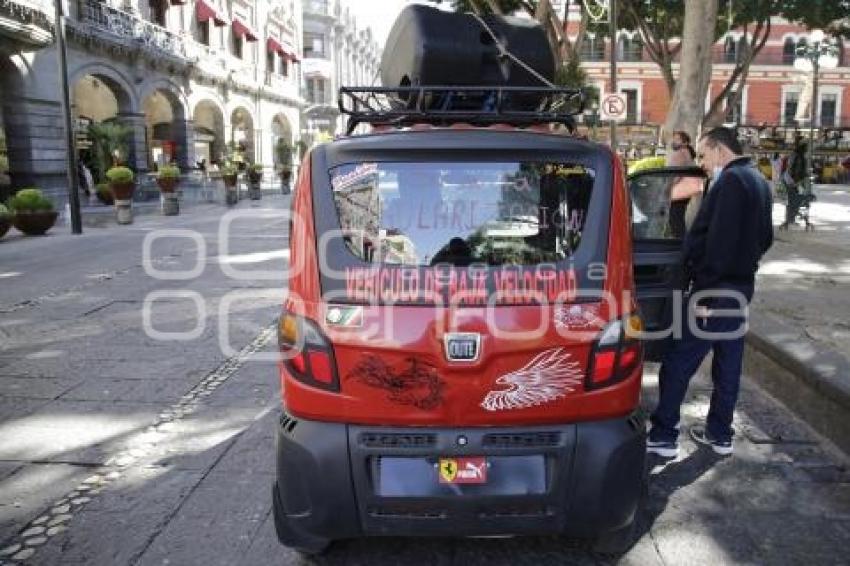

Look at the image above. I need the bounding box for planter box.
[161,193,180,216]
[157,178,179,193]
[110,181,136,201]
[12,211,58,236]
[97,190,115,205]
[222,174,238,188]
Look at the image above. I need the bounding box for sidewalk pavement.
[747,184,850,453]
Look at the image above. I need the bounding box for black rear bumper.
[273,411,646,546]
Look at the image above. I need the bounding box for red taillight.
[591,350,616,384]
[619,343,641,374]
[278,313,339,392]
[307,350,333,384]
[290,351,307,374]
[586,316,643,390]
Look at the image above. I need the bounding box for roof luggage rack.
[338,86,586,135]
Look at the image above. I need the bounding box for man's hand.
[694,305,712,320]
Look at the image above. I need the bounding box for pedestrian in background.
[647,127,774,458]
[770,152,783,196]
[782,139,808,229]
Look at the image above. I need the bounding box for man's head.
[696,127,743,176]
[671,130,691,151]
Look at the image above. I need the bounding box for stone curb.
[745,310,850,454]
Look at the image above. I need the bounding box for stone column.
[174,118,194,169]
[118,111,148,175]
[2,97,69,205]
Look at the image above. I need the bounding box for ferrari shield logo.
[439,458,458,483]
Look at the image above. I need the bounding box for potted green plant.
[156,164,181,216]
[7,187,58,236]
[0,203,11,239]
[222,163,238,205]
[95,183,114,205]
[106,166,135,224]
[246,163,263,200]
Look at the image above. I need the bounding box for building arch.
[189,89,228,118]
[142,87,190,168]
[230,106,256,164]
[139,78,190,120]
[193,99,226,165]
[270,112,293,167]
[71,70,141,180]
[70,63,138,113]
[0,56,22,199]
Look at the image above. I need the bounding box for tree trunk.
[703,19,771,127]
[663,0,719,142]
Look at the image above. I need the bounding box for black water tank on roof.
[380,5,555,89]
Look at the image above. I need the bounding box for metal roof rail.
[338,86,586,135]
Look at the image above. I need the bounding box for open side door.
[628,166,707,361]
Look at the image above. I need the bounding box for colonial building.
[565,8,850,134]
[1,0,303,207]
[301,0,381,140]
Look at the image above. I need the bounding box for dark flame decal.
[347,356,444,410]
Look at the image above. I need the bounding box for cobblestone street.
[0,196,847,565]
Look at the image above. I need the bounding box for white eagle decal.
[480,348,583,412]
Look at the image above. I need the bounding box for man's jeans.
[650,293,748,444]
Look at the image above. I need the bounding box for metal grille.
[359,432,437,449]
[482,432,562,448]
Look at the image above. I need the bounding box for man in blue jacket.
[648,127,774,457]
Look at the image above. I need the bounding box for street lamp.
[794,30,839,190]
[54,0,83,234]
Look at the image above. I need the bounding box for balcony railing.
[0,0,54,46]
[192,43,229,79]
[712,50,846,67]
[231,63,259,89]
[77,0,188,60]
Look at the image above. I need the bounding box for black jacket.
[683,157,773,300]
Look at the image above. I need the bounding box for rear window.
[329,161,595,267]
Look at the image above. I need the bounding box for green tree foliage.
[88,121,132,183]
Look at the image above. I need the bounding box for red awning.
[232,17,258,42]
[267,38,299,62]
[282,41,300,63]
[267,37,285,56]
[196,0,226,26]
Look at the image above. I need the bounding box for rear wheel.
[591,468,648,557]
[591,514,639,556]
[272,483,332,555]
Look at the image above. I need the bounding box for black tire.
[591,469,648,557]
[272,483,331,556]
[591,514,639,557]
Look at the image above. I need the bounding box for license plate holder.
[376,455,546,497]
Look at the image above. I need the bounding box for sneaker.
[689,427,733,456]
[646,439,679,458]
